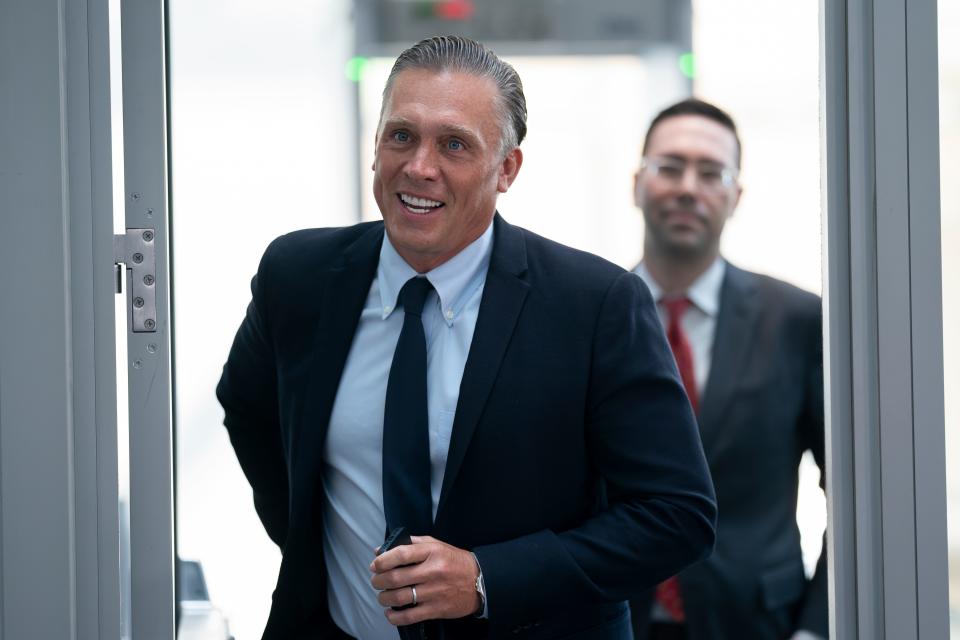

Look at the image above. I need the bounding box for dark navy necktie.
[382,276,435,536]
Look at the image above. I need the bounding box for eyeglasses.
[641,156,739,190]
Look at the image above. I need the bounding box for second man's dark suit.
[217,215,718,639]
[630,264,827,639]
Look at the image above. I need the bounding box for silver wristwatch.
[472,553,487,616]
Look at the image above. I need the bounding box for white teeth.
[400,193,443,208]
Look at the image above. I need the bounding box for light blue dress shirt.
[321,223,493,640]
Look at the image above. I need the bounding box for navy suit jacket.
[630,264,827,640]
[217,215,717,639]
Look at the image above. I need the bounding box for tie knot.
[398,277,434,317]
[661,296,691,321]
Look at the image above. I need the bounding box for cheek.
[642,194,668,217]
[706,205,733,229]
[643,183,672,205]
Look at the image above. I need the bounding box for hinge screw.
[133,297,145,308]
[132,253,144,264]
[144,319,156,330]
[143,274,155,286]
[142,230,154,242]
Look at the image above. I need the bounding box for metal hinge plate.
[114,228,157,332]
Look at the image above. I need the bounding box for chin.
[665,239,710,259]
[392,225,444,253]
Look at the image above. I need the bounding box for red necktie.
[653,296,698,622]
[662,297,698,412]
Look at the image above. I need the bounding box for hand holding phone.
[378,527,416,611]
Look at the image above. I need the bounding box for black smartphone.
[379,526,412,556]
[379,527,415,611]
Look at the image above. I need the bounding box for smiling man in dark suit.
[217,36,716,640]
[627,99,827,640]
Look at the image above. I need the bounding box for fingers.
[374,534,434,555]
[409,535,434,544]
[371,563,420,591]
[370,537,480,625]
[377,584,445,626]
[376,585,409,609]
[385,599,443,626]
[370,540,432,573]
[376,582,431,608]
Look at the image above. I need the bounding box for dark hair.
[643,98,741,167]
[381,35,527,155]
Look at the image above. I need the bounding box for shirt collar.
[378,222,494,326]
[634,257,726,317]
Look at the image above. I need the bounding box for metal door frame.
[821,0,949,637]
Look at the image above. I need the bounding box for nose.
[679,165,699,193]
[404,143,440,181]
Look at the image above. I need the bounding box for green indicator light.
[413,1,435,18]
[679,53,696,79]
[345,56,369,83]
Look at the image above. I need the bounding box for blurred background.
[154,1,958,637]
[939,0,959,635]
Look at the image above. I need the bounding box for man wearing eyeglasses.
[627,99,827,640]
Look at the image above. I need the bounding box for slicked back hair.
[643,98,742,168]
[380,35,527,156]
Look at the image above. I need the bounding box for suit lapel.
[436,215,530,517]
[291,225,384,510]
[697,264,759,451]
[282,224,382,613]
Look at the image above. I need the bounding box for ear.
[496,148,524,193]
[730,183,744,215]
[632,170,643,208]
[371,131,381,171]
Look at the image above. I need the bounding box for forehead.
[381,69,500,136]
[645,114,739,165]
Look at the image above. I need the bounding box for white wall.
[169,1,356,636]
[692,1,822,295]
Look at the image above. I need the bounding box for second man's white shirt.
[633,258,725,398]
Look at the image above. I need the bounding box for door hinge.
[114,228,157,333]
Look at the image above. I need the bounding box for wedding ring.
[411,586,418,606]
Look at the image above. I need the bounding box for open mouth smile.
[398,193,445,215]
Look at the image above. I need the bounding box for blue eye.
[447,139,464,151]
[392,131,410,143]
